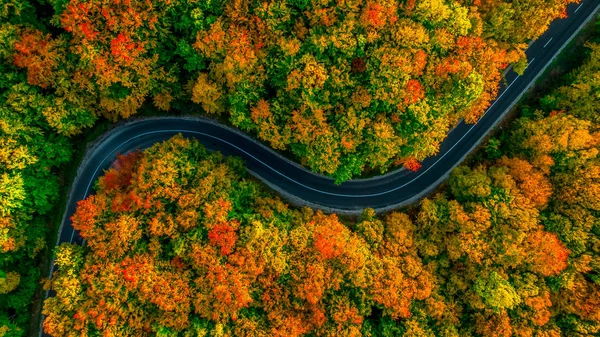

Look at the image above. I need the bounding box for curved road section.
[54,1,599,251]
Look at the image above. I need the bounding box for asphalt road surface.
[41,1,599,335]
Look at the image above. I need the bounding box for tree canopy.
[0,0,591,335]
[9,0,577,181]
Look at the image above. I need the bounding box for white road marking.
[69,223,76,243]
[575,1,584,13]
[543,38,553,48]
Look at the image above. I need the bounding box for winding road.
[41,1,599,335]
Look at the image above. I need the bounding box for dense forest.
[1,3,75,335]
[44,37,600,334]
[6,0,576,181]
[0,0,592,336]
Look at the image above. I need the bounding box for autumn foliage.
[9,0,578,182]
[1,0,594,335]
